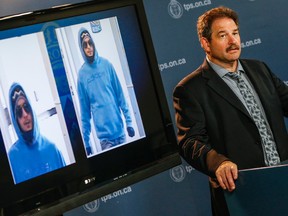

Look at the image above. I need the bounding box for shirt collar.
[206,56,244,78]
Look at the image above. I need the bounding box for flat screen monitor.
[0,0,180,215]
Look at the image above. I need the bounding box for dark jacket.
[173,59,288,215]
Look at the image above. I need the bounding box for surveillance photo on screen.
[0,32,76,184]
[56,18,146,157]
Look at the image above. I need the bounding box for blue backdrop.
[1,0,288,215]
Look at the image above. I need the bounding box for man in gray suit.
[173,6,288,216]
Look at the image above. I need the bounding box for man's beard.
[86,53,95,64]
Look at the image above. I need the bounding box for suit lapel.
[239,60,272,119]
[201,60,251,117]
[239,60,265,98]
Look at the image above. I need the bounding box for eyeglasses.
[15,103,31,118]
[82,40,93,49]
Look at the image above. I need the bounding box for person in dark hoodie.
[77,27,135,155]
[8,83,66,184]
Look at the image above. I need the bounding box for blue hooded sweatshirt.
[77,28,133,149]
[8,83,66,184]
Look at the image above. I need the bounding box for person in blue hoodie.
[77,27,135,155]
[8,83,66,184]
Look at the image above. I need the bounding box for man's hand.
[86,146,93,156]
[127,126,135,137]
[215,161,238,192]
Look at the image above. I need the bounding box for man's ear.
[200,37,210,53]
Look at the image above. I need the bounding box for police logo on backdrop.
[170,165,186,182]
[168,0,213,19]
[168,0,183,19]
[82,199,100,213]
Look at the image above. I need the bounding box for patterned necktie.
[226,72,280,166]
